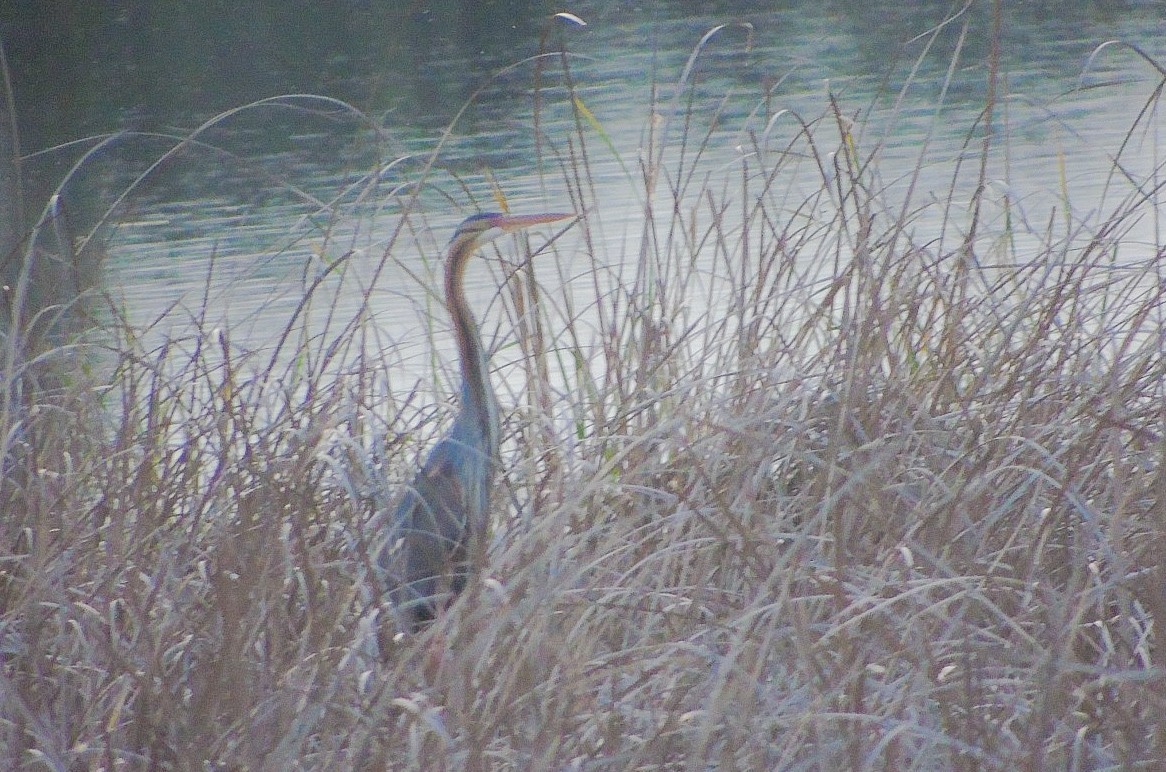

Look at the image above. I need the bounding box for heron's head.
[451,211,574,250]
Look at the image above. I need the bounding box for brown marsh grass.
[3,18,1166,771]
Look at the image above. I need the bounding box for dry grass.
[3,19,1166,772]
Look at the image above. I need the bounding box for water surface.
[8,1,1164,388]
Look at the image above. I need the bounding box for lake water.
[10,1,1166,391]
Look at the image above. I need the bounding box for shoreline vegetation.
[3,19,1166,770]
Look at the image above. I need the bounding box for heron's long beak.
[494,212,574,232]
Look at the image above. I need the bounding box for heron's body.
[379,211,570,630]
[385,371,499,626]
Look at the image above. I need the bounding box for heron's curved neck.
[445,241,494,430]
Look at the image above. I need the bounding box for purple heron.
[378,211,573,631]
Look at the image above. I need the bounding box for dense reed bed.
[3,22,1165,771]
